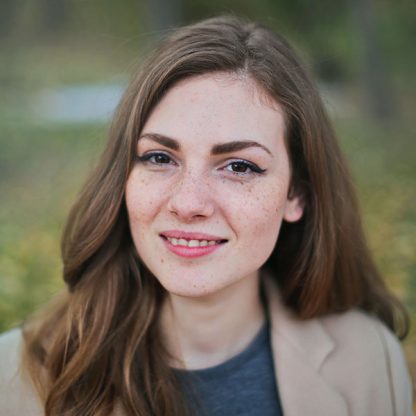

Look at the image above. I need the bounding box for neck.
[160,273,265,370]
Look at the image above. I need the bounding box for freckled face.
[125,73,303,298]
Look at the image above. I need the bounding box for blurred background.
[0,0,415,392]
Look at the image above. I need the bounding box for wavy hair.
[22,15,409,416]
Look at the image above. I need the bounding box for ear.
[283,193,304,223]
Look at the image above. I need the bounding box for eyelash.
[135,152,266,176]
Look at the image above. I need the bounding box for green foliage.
[336,119,416,307]
[0,120,106,331]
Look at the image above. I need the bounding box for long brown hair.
[22,15,409,416]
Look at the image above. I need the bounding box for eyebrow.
[139,133,272,156]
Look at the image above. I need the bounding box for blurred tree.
[347,0,397,121]
[265,0,352,81]
[0,0,19,37]
[144,0,184,33]
[40,0,70,35]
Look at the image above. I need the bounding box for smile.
[166,237,221,247]
[159,231,228,258]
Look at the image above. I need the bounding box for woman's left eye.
[224,160,266,176]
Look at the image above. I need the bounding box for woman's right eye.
[135,152,174,165]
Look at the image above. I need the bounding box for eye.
[224,160,266,176]
[135,152,175,165]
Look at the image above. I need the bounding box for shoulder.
[0,328,43,416]
[319,309,413,416]
[320,308,408,375]
[320,308,400,356]
[0,328,24,386]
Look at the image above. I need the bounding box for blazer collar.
[264,276,349,416]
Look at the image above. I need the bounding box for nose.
[167,170,215,222]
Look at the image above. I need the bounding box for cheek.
[125,173,166,223]
[228,181,288,249]
[227,180,288,225]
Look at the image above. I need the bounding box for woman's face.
[125,72,303,298]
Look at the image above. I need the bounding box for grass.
[0,118,107,329]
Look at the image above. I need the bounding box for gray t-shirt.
[174,322,283,415]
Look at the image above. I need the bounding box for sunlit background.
[1,0,415,397]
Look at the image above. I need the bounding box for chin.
[161,281,220,299]
[157,274,234,299]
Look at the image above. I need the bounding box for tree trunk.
[348,0,398,122]
[143,0,184,36]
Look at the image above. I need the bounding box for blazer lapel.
[265,277,349,416]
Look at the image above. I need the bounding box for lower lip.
[161,237,225,258]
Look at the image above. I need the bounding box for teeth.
[166,237,221,247]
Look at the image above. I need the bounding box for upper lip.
[160,230,227,241]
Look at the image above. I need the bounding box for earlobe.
[283,195,304,223]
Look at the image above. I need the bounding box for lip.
[159,230,228,258]
[160,230,226,241]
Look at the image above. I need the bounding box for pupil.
[156,155,168,163]
[232,162,246,173]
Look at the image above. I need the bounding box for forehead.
[141,72,286,152]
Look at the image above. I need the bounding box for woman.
[0,15,412,416]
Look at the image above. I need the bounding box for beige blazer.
[0,279,413,415]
